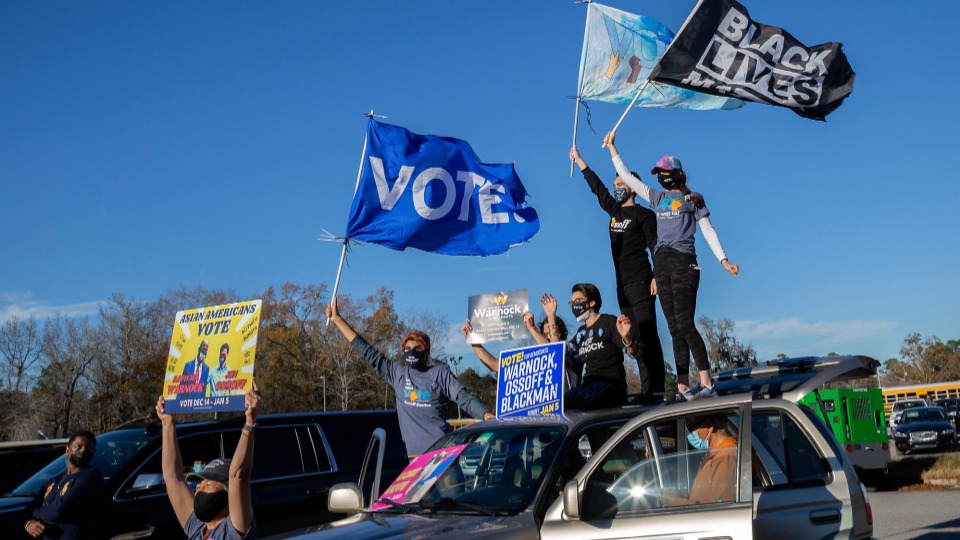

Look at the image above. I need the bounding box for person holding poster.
[462,293,583,389]
[155,381,261,540]
[604,131,739,400]
[564,283,636,410]
[569,145,665,398]
[326,297,494,457]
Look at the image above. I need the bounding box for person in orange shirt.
[678,414,738,505]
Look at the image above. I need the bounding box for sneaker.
[689,385,718,400]
[679,384,700,401]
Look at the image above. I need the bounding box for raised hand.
[540,293,558,318]
[325,296,340,321]
[461,318,474,339]
[522,311,536,329]
[245,379,260,423]
[156,395,173,424]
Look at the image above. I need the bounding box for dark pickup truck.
[0,410,407,539]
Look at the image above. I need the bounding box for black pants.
[617,279,665,394]
[654,247,710,384]
[564,377,627,410]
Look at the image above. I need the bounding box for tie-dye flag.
[578,3,742,110]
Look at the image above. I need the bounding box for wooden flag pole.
[327,110,376,325]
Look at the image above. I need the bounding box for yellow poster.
[163,299,261,414]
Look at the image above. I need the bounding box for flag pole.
[600,79,650,148]
[570,0,592,176]
[327,110,374,325]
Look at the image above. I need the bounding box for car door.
[751,400,870,539]
[541,394,754,540]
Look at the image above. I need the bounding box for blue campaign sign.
[496,342,565,419]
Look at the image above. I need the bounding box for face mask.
[69,450,94,467]
[193,463,205,473]
[657,173,676,190]
[403,348,426,365]
[194,490,229,522]
[613,187,629,203]
[571,302,590,322]
[687,429,709,450]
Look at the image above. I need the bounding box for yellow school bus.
[881,381,960,417]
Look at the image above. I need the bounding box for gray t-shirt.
[183,513,257,540]
[648,187,710,255]
[351,336,467,455]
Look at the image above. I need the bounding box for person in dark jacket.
[20,431,103,540]
[570,144,665,398]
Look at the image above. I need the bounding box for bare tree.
[0,315,42,392]
[696,316,757,371]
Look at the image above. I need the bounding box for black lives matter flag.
[650,0,855,121]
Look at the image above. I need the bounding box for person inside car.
[663,413,738,506]
[326,296,494,457]
[155,380,261,540]
[20,431,104,540]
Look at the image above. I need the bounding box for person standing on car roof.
[20,431,103,540]
[563,283,636,410]
[604,131,739,400]
[155,380,261,540]
[327,296,495,457]
[569,144,665,399]
[461,292,584,390]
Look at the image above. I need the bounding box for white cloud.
[733,317,898,359]
[0,292,102,323]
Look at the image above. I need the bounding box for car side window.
[584,410,741,519]
[121,432,224,497]
[246,426,308,480]
[753,411,829,488]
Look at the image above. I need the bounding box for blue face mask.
[687,429,709,450]
[193,463,205,473]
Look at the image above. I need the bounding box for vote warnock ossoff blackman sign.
[650,0,855,121]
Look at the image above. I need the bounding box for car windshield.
[901,409,946,424]
[374,425,565,515]
[896,401,925,412]
[6,429,155,497]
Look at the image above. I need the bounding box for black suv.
[0,411,408,539]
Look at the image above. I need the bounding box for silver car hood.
[266,511,537,540]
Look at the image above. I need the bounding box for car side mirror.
[562,479,581,520]
[128,473,165,493]
[328,483,364,514]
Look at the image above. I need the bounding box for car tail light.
[858,482,873,525]
[881,442,889,451]
[846,444,854,452]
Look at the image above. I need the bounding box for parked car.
[0,411,408,540]
[0,438,68,496]
[892,406,957,455]
[269,355,878,540]
[888,399,927,431]
[932,397,960,420]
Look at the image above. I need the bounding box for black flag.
[649,0,855,121]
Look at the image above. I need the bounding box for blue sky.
[2,1,958,376]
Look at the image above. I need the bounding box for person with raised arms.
[155,381,261,540]
[326,296,494,457]
[604,130,739,400]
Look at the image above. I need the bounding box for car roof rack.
[712,355,880,402]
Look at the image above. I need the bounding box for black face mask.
[403,348,426,366]
[571,301,590,322]
[657,173,677,190]
[194,490,229,522]
[613,187,629,203]
[69,450,94,467]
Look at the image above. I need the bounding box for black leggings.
[617,279,665,394]
[654,247,710,384]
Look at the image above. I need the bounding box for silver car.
[270,356,878,540]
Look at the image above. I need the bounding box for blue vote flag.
[345,121,539,256]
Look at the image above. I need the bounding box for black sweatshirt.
[581,167,657,286]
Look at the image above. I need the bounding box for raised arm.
[523,311,550,345]
[604,131,652,203]
[572,145,620,215]
[325,296,357,342]
[156,396,194,528]
[461,318,499,372]
[228,380,260,535]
